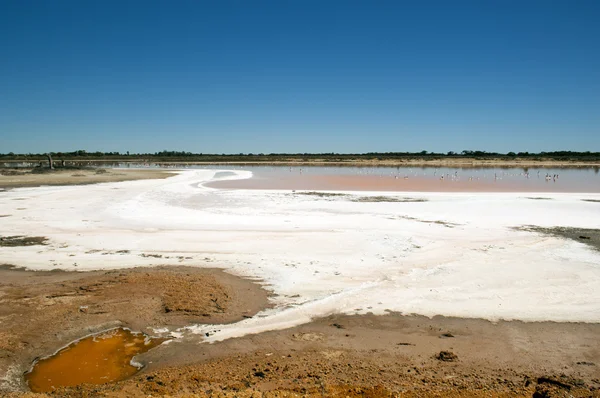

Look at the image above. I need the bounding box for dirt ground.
[116,313,600,397]
[0,168,174,188]
[0,265,598,397]
[8,313,600,397]
[0,265,269,393]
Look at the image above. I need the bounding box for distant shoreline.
[2,157,600,168]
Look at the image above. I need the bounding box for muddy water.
[26,328,164,393]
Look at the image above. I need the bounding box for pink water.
[205,166,600,193]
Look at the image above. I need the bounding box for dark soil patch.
[398,215,460,228]
[352,196,428,203]
[30,166,95,174]
[0,169,27,176]
[435,350,458,362]
[0,236,48,247]
[515,226,600,252]
[294,191,349,198]
[30,167,62,174]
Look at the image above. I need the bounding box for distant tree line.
[1,150,599,162]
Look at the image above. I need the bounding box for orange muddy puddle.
[26,328,165,393]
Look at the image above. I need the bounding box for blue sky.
[1,0,599,154]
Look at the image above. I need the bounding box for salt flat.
[1,169,599,342]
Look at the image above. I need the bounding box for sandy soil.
[0,168,174,188]
[0,265,598,397]
[9,313,600,397]
[135,314,600,397]
[0,265,269,393]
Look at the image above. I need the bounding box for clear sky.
[1,1,599,154]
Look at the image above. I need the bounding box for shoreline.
[3,158,600,168]
[2,166,599,194]
[0,168,176,189]
[160,159,600,168]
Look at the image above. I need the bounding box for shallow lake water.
[4,161,599,192]
[200,165,600,193]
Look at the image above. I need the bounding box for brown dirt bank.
[0,265,269,393]
[10,313,600,397]
[0,168,175,188]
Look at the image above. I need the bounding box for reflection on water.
[26,328,164,393]
[203,165,600,193]
[3,161,599,192]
